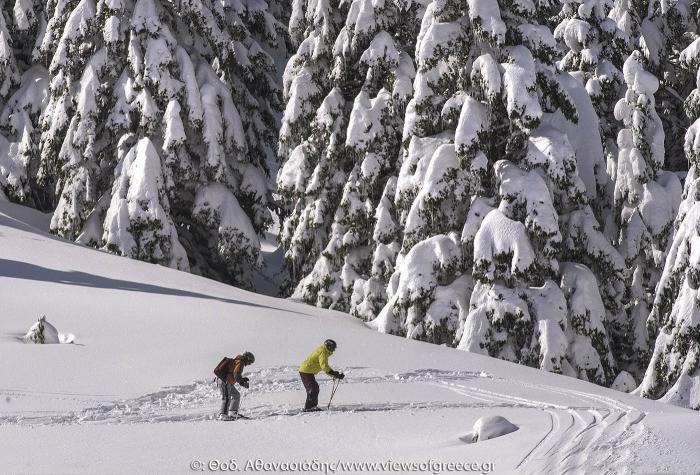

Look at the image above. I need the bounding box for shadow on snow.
[0,259,310,316]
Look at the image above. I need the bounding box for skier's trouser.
[219,380,241,415]
[299,372,319,409]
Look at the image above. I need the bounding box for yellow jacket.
[299,345,333,374]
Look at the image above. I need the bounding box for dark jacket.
[224,356,246,385]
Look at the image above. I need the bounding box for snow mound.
[462,415,519,443]
[612,371,637,393]
[23,316,75,344]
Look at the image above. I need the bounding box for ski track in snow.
[0,367,489,426]
[1,366,646,473]
[437,380,646,475]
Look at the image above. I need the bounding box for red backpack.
[213,357,233,379]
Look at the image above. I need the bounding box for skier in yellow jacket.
[299,339,344,411]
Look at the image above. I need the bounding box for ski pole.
[326,379,336,409]
[327,368,348,409]
[239,387,247,415]
[327,378,341,409]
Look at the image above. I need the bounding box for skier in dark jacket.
[218,351,255,420]
[299,340,344,412]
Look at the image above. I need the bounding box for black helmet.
[324,339,337,352]
[242,351,255,364]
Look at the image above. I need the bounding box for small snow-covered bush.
[23,316,75,344]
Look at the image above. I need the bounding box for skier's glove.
[240,377,250,388]
[329,370,344,380]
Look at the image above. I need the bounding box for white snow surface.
[1,203,699,474]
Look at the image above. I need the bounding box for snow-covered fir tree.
[0,4,21,102]
[0,0,47,205]
[276,0,348,289]
[350,175,403,319]
[609,0,695,170]
[278,0,425,308]
[554,0,626,227]
[31,0,287,289]
[368,0,624,384]
[0,66,47,204]
[362,0,476,338]
[611,50,681,379]
[637,39,700,409]
[100,135,189,269]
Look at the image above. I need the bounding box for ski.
[215,414,251,421]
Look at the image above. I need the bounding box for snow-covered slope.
[1,202,699,474]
